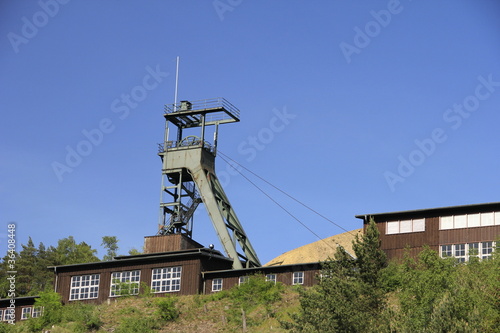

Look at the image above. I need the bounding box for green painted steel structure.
[157,98,261,269]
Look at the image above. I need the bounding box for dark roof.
[355,202,500,221]
[48,248,232,271]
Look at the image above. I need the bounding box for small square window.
[293,272,304,285]
[32,307,43,318]
[468,243,479,257]
[212,278,223,292]
[441,245,452,257]
[239,276,249,285]
[265,274,276,284]
[21,307,31,320]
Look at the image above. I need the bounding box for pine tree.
[288,218,388,332]
[16,237,38,295]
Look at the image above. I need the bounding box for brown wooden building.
[356,202,500,261]
[50,247,233,304]
[47,234,322,306]
[0,296,40,323]
[202,262,321,294]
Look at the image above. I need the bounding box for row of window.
[0,306,43,321]
[211,272,304,292]
[440,212,500,230]
[440,241,495,262]
[69,267,182,301]
[386,219,425,235]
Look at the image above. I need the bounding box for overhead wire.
[217,152,359,254]
[218,151,358,237]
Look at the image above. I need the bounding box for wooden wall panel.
[203,268,320,294]
[439,225,500,245]
[56,259,202,304]
[377,217,440,261]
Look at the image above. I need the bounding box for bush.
[155,297,179,322]
[27,291,63,332]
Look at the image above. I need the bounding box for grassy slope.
[8,286,301,333]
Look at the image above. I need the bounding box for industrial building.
[356,202,500,261]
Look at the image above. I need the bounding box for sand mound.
[264,229,362,266]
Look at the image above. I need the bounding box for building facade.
[50,247,233,304]
[356,202,500,261]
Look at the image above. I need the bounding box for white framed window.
[2,308,13,322]
[70,274,100,300]
[32,306,43,318]
[151,267,181,293]
[440,242,496,262]
[455,244,466,262]
[239,276,249,285]
[292,272,304,285]
[265,274,277,284]
[386,219,425,234]
[110,270,140,296]
[482,241,494,260]
[212,278,223,292]
[441,244,452,257]
[439,212,500,230]
[0,310,4,322]
[21,307,31,320]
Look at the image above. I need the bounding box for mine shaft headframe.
[164,97,240,129]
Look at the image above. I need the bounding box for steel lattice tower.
[157,98,261,269]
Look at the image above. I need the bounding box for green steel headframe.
[157,98,261,269]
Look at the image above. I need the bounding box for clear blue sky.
[1,1,500,265]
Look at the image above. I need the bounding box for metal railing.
[157,139,214,154]
[164,97,240,121]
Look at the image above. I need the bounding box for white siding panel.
[468,213,481,228]
[454,215,467,229]
[440,216,453,230]
[413,219,425,232]
[481,212,494,226]
[386,221,399,235]
[400,220,412,233]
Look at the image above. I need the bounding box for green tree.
[389,246,500,332]
[101,236,119,261]
[288,218,388,332]
[128,247,143,256]
[50,236,99,265]
[16,237,38,295]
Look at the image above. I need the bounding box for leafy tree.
[50,236,99,265]
[101,236,119,261]
[128,247,143,256]
[27,290,63,332]
[389,246,500,332]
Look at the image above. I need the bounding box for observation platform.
[164,97,240,129]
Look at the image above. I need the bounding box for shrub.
[155,297,179,322]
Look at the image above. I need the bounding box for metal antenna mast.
[157,95,261,269]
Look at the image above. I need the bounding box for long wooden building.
[356,201,500,261]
